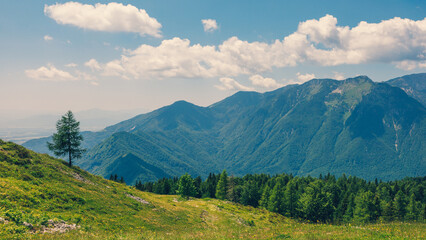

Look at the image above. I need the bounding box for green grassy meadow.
[0,139,424,239]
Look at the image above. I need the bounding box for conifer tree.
[343,193,355,222]
[268,181,285,214]
[406,193,418,221]
[216,170,228,200]
[47,110,86,167]
[284,179,298,217]
[394,190,407,220]
[259,185,271,209]
[240,180,260,207]
[227,176,240,202]
[354,191,377,223]
[382,199,395,221]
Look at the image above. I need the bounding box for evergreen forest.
[136,171,426,224]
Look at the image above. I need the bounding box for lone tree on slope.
[47,110,86,167]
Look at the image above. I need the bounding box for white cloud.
[394,60,426,70]
[249,74,283,88]
[202,19,218,32]
[281,78,303,85]
[25,64,76,81]
[44,2,162,37]
[99,37,297,79]
[333,71,345,80]
[75,70,96,81]
[296,15,426,65]
[79,15,426,80]
[297,72,316,82]
[85,59,102,71]
[65,63,77,68]
[215,77,254,91]
[90,81,99,86]
[44,35,53,41]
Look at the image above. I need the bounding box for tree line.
[135,170,425,223]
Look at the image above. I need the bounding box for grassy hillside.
[1,140,425,239]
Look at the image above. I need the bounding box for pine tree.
[216,170,228,200]
[343,193,355,222]
[194,176,202,198]
[406,193,418,221]
[284,179,298,218]
[268,181,285,214]
[240,180,260,207]
[382,199,395,222]
[259,185,271,209]
[298,180,333,222]
[354,190,377,223]
[227,176,240,202]
[47,110,86,167]
[394,190,407,220]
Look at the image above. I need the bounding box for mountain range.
[23,74,426,183]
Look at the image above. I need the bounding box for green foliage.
[354,191,379,223]
[177,173,196,198]
[298,180,334,222]
[142,170,426,224]
[47,111,86,167]
[216,170,228,200]
[268,181,285,214]
[284,179,298,217]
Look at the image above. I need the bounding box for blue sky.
[0,0,425,114]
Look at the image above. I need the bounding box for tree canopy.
[47,110,85,167]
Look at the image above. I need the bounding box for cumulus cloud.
[281,78,304,85]
[202,19,218,32]
[297,72,316,82]
[249,74,283,88]
[85,59,102,71]
[25,64,76,81]
[394,60,426,70]
[44,2,162,37]
[215,77,254,91]
[333,71,345,80]
[44,35,53,41]
[65,63,77,68]
[79,15,426,80]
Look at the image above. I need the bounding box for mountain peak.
[386,72,426,106]
[344,75,373,83]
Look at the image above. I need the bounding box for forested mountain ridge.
[24,75,426,183]
[386,73,426,106]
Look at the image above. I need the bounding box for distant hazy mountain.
[24,76,426,183]
[1,108,146,130]
[1,108,146,143]
[386,73,426,106]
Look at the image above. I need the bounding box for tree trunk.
[68,151,72,167]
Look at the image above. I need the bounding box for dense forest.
[135,171,426,223]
